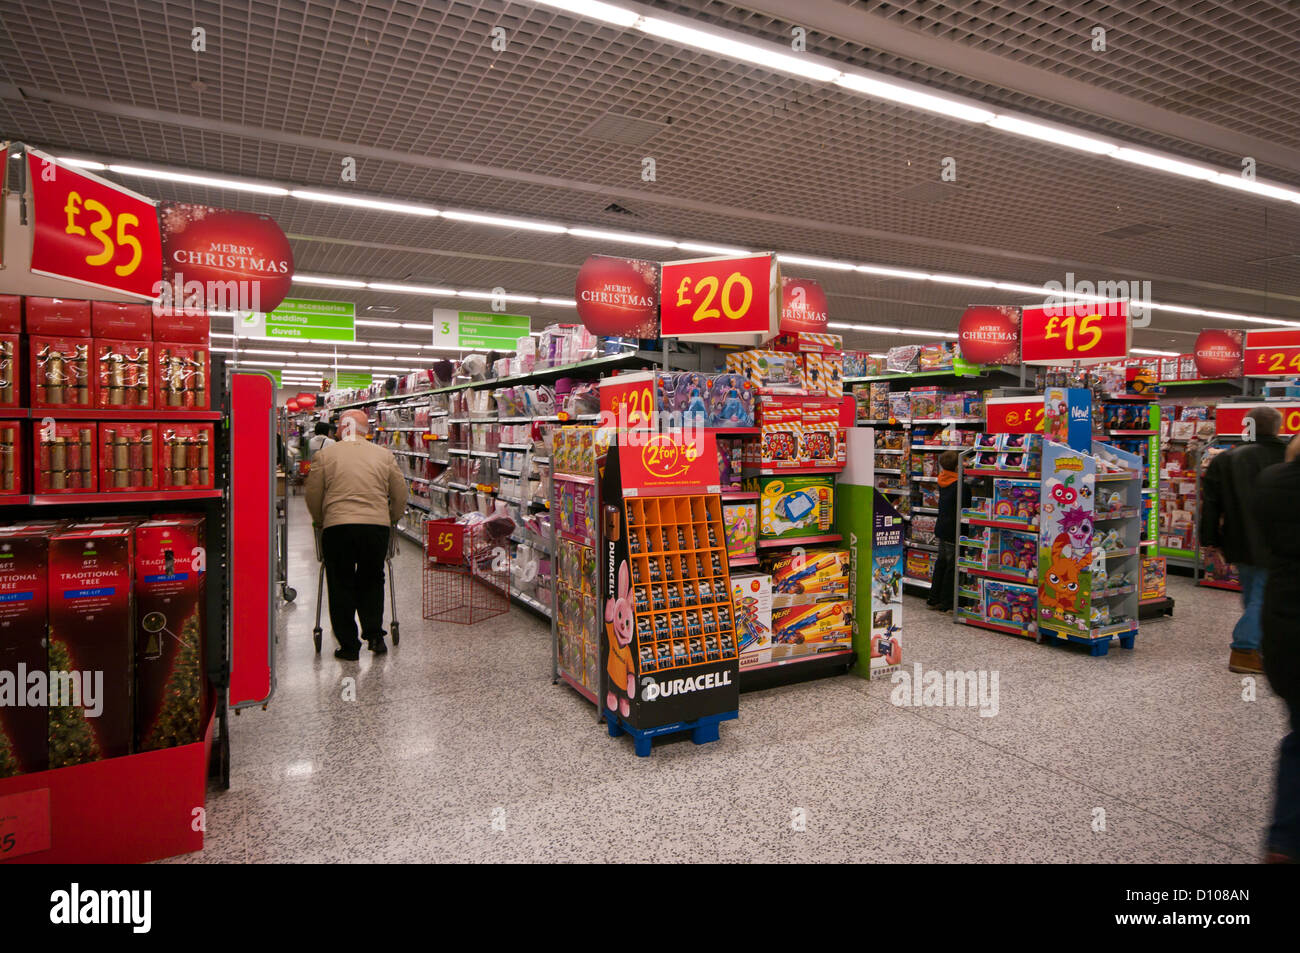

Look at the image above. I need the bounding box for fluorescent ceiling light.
[456,291,540,303]
[1147,302,1300,327]
[355,319,402,328]
[1113,148,1217,181]
[210,346,234,353]
[290,189,439,216]
[568,227,677,248]
[928,273,996,288]
[400,322,431,329]
[676,242,751,256]
[209,332,235,339]
[108,164,291,195]
[869,353,888,358]
[441,210,566,233]
[383,342,424,349]
[637,17,840,83]
[294,274,368,288]
[532,0,639,27]
[777,255,855,271]
[366,282,457,296]
[1132,348,1180,356]
[992,281,1054,296]
[58,157,108,171]
[834,73,994,123]
[985,116,1118,156]
[857,264,931,281]
[1212,173,1300,205]
[242,349,300,356]
[538,297,577,307]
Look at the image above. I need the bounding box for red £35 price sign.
[1021,302,1130,365]
[27,151,163,299]
[660,253,776,338]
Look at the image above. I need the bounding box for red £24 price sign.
[28,151,163,299]
[660,253,776,338]
[1021,302,1130,365]
[1242,331,1300,378]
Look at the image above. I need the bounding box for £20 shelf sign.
[27,150,163,299]
[660,253,778,341]
[1020,301,1130,365]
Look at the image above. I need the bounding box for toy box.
[657,371,712,427]
[47,525,135,766]
[1140,556,1167,602]
[95,339,153,409]
[36,422,98,493]
[160,424,215,490]
[99,422,161,492]
[705,372,756,427]
[919,342,958,371]
[24,297,91,336]
[771,599,852,657]
[803,352,844,398]
[134,518,207,751]
[31,336,93,408]
[992,479,1039,523]
[905,547,936,582]
[772,331,843,354]
[716,437,745,490]
[730,573,773,669]
[769,547,850,602]
[725,349,804,394]
[868,382,890,420]
[759,475,834,539]
[910,515,937,546]
[980,579,1036,628]
[909,387,943,420]
[800,401,842,467]
[0,421,22,495]
[0,525,54,776]
[722,502,757,560]
[759,397,803,469]
[155,343,210,409]
[994,530,1037,577]
[887,392,910,422]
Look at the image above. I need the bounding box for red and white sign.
[1021,301,1130,365]
[1193,329,1245,379]
[660,253,778,343]
[780,276,828,333]
[620,431,720,496]
[1215,402,1300,437]
[599,372,655,431]
[27,150,163,299]
[295,393,317,409]
[574,255,659,338]
[426,522,466,565]
[985,396,1044,434]
[958,305,1020,365]
[1243,329,1300,378]
[0,788,52,860]
[160,202,294,314]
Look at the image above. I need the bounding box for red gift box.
[0,332,20,408]
[91,302,153,341]
[98,422,160,492]
[159,423,215,490]
[95,339,154,409]
[0,525,55,775]
[34,421,98,494]
[151,308,210,344]
[30,336,94,409]
[0,420,23,494]
[154,343,210,410]
[24,297,91,337]
[0,295,22,333]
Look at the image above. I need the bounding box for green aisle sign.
[432,309,531,350]
[236,298,356,342]
[332,372,373,388]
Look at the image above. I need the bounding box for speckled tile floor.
[167,497,1288,863]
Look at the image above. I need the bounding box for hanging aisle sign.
[1215,402,1300,436]
[574,255,660,338]
[985,395,1045,434]
[235,298,355,341]
[1242,329,1300,378]
[1021,300,1130,365]
[660,252,779,344]
[26,149,163,299]
[780,276,829,333]
[432,309,532,351]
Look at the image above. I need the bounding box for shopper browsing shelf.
[306,421,335,462]
[927,450,968,613]
[305,409,408,660]
[1199,406,1288,675]
[1256,435,1300,863]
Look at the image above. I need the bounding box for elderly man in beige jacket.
[305,409,408,660]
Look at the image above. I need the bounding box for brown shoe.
[1229,649,1264,674]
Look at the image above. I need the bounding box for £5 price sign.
[660,253,778,342]
[426,522,466,565]
[1021,301,1130,365]
[27,150,163,299]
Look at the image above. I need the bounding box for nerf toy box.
[759,475,834,540]
[730,573,773,670]
[769,547,850,606]
[771,599,852,658]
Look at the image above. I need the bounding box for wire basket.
[422,519,510,624]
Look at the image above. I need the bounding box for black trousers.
[321,524,390,651]
[927,541,956,609]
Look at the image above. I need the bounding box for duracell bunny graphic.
[605,560,636,719]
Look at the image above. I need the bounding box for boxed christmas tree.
[0,526,55,777]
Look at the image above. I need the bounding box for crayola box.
[47,524,134,767]
[771,599,852,658]
[134,518,206,752]
[758,475,834,540]
[0,525,55,777]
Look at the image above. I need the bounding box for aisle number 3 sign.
[26,149,163,299]
[660,252,780,345]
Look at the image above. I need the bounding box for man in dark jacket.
[1255,435,1300,862]
[1200,407,1288,674]
[927,450,967,612]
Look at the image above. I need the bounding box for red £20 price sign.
[660,253,776,338]
[599,375,655,431]
[27,151,163,299]
[1021,302,1129,365]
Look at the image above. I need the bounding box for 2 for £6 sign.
[660,253,778,340]
[1021,301,1130,365]
[27,150,163,299]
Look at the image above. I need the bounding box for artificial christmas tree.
[0,724,19,778]
[141,611,202,750]
[47,637,103,769]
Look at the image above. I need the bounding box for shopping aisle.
[175,496,1287,864]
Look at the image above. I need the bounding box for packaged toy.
[724,349,804,394]
[759,475,835,539]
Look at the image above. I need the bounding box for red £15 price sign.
[660,253,776,338]
[27,151,163,299]
[1021,302,1130,365]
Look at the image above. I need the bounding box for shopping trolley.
[311,524,402,654]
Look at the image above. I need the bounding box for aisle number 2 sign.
[660,253,779,344]
[1020,301,1130,365]
[26,150,163,299]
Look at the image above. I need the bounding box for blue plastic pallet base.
[1039,627,1137,657]
[605,709,739,757]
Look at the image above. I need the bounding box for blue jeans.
[1270,699,1300,857]
[1232,565,1267,652]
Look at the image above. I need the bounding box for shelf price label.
[426,523,465,565]
[1020,302,1130,365]
[599,374,655,431]
[27,150,162,299]
[985,396,1044,434]
[0,789,52,861]
[660,253,778,341]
